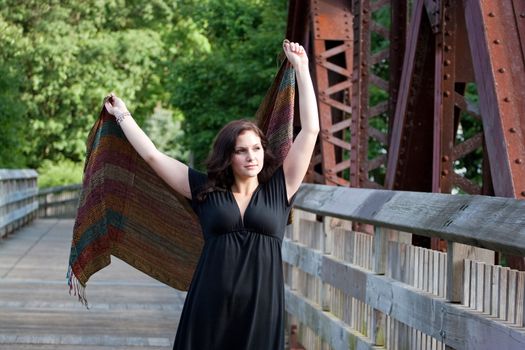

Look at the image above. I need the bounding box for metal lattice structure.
[286,0,525,260]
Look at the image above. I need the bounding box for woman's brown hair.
[197,120,277,200]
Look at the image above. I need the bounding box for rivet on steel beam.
[488,12,495,17]
[363,9,369,14]
[444,73,451,80]
[444,91,451,97]
[441,170,449,176]
[444,59,451,66]
[521,13,525,18]
[498,68,506,73]
[493,39,501,44]
[504,97,511,102]
[445,45,452,52]
[509,127,517,133]
[515,159,523,164]
[442,156,449,162]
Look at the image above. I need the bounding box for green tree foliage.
[0,0,286,177]
[143,105,188,161]
[170,0,287,167]
[0,0,176,168]
[0,15,28,167]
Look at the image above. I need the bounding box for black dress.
[172,166,295,350]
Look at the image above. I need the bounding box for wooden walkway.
[0,219,186,349]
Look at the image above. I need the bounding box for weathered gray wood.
[0,219,183,349]
[483,264,492,314]
[491,265,499,317]
[0,169,38,180]
[371,308,386,346]
[282,238,525,349]
[0,169,39,237]
[285,287,376,350]
[508,270,517,323]
[517,271,525,326]
[294,184,525,256]
[321,216,334,312]
[499,267,509,320]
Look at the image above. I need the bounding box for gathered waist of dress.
[204,229,284,242]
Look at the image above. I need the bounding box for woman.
[104,41,319,350]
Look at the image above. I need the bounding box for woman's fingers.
[283,41,304,54]
[104,101,113,113]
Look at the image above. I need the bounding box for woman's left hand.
[283,40,308,69]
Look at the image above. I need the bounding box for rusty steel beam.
[310,0,353,186]
[350,0,370,188]
[388,0,409,144]
[286,0,310,44]
[432,0,451,194]
[386,0,435,192]
[385,0,425,189]
[433,0,481,196]
[464,0,525,199]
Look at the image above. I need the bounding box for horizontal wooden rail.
[37,184,81,218]
[294,184,525,256]
[283,238,525,349]
[284,185,525,350]
[0,169,38,237]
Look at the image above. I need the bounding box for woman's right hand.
[104,92,129,116]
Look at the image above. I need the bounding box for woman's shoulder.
[188,168,208,197]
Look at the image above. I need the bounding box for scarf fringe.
[67,265,89,309]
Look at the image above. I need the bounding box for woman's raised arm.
[104,94,191,199]
[282,41,320,200]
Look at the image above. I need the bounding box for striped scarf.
[68,61,295,306]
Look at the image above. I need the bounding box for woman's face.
[230,130,264,181]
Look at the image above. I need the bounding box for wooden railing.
[37,184,81,218]
[283,184,525,350]
[0,169,39,238]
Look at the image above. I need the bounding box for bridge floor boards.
[0,219,186,349]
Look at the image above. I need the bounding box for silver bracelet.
[114,111,131,124]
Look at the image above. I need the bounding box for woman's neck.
[231,177,259,195]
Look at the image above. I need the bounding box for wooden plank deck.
[0,219,186,349]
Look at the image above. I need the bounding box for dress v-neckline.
[230,185,261,226]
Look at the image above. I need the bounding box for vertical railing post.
[321,216,334,312]
[370,226,390,346]
[446,242,494,303]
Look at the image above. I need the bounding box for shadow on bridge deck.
[0,219,186,349]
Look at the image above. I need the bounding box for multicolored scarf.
[68,61,295,306]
